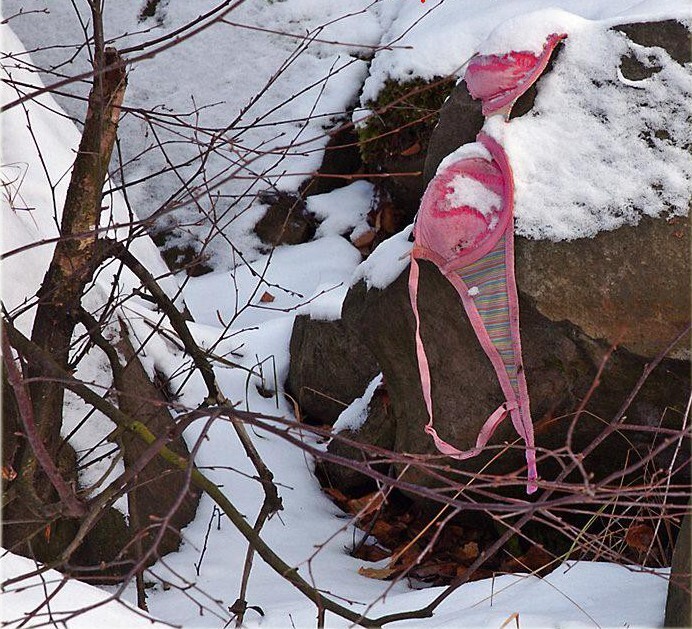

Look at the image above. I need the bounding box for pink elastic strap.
[504,231,538,494]
[409,134,539,494]
[424,401,513,459]
[409,255,522,468]
[408,256,434,423]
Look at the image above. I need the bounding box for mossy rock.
[358,77,456,218]
[358,77,454,164]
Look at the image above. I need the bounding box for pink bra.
[409,34,565,494]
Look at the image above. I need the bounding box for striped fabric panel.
[455,234,520,399]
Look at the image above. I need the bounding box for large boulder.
[665,507,691,627]
[340,262,690,491]
[424,19,692,361]
[309,18,692,495]
[516,218,690,360]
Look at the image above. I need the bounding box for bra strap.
[409,254,522,466]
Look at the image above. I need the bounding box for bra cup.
[417,204,490,263]
[466,51,539,101]
[414,147,508,266]
[465,33,567,117]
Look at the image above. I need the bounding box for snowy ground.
[1,1,689,627]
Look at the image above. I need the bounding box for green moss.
[357,76,455,165]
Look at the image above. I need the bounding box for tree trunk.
[3,49,127,561]
[22,49,126,497]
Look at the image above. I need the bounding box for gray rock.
[321,390,395,493]
[665,507,691,628]
[289,19,691,504]
[341,264,690,492]
[287,315,380,424]
[255,191,315,247]
[423,20,691,361]
[516,217,690,360]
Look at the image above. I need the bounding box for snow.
[2,0,688,627]
[183,235,361,330]
[437,141,493,173]
[496,21,692,240]
[1,548,670,629]
[360,0,691,242]
[2,0,384,270]
[1,551,169,628]
[333,373,384,434]
[308,180,375,241]
[476,9,586,55]
[1,22,184,514]
[353,224,413,290]
[360,0,691,103]
[445,175,502,218]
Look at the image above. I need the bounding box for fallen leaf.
[410,561,457,581]
[323,487,348,506]
[379,201,398,234]
[352,543,391,562]
[501,545,555,575]
[369,519,396,541]
[626,523,655,552]
[259,291,275,303]
[454,566,494,582]
[453,541,479,562]
[358,565,398,580]
[346,491,385,519]
[389,543,421,569]
[2,465,17,481]
[351,229,376,249]
[400,141,421,156]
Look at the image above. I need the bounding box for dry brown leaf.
[626,523,655,552]
[400,141,421,157]
[259,291,275,303]
[411,561,457,580]
[323,487,348,505]
[347,491,385,519]
[352,543,391,563]
[501,545,555,576]
[2,465,17,481]
[358,566,398,580]
[369,519,396,541]
[390,543,421,568]
[454,541,479,562]
[351,229,376,249]
[379,202,398,233]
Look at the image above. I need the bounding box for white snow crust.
[332,373,384,434]
[352,224,414,290]
[1,551,169,628]
[308,180,375,240]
